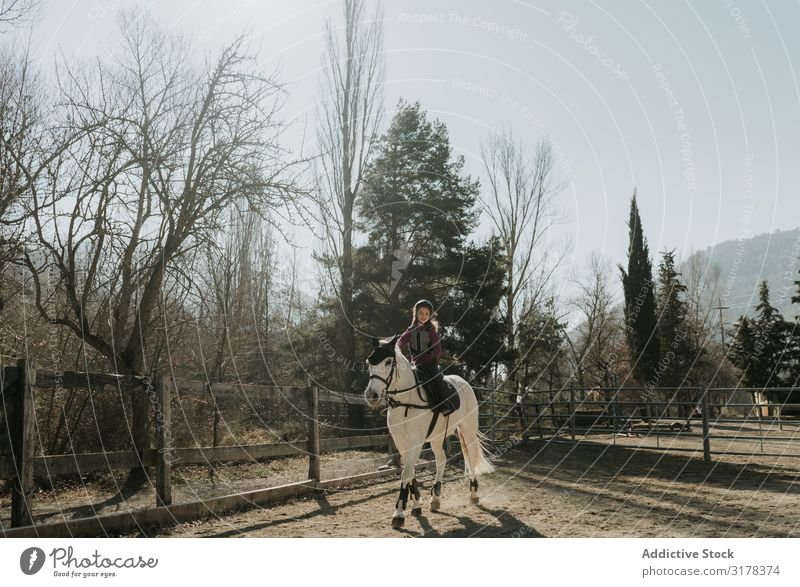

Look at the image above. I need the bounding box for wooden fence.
[0,359,395,530]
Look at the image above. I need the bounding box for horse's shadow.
[397,503,544,538]
[203,487,397,537]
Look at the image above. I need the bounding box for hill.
[683,228,800,325]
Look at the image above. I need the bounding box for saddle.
[411,367,461,414]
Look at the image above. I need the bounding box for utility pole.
[714,297,730,349]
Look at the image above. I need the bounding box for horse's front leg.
[392,442,423,528]
[409,477,422,516]
[429,437,447,511]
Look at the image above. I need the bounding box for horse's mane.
[392,344,409,363]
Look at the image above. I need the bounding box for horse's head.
[364,334,400,409]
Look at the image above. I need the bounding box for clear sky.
[12,0,800,296]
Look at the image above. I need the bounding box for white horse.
[364,335,494,528]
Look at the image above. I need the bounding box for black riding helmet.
[414,299,434,313]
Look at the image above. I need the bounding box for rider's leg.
[419,362,443,412]
[431,363,455,416]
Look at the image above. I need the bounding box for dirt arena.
[146,440,800,538]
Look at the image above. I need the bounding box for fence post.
[757,391,765,454]
[307,384,321,483]
[701,387,711,462]
[488,388,496,441]
[569,382,576,443]
[155,374,172,507]
[532,397,542,438]
[11,356,35,527]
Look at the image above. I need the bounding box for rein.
[368,352,449,442]
[368,357,428,411]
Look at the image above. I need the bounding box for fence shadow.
[511,440,799,536]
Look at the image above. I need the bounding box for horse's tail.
[457,420,495,477]
[471,429,496,475]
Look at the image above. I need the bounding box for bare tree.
[195,206,276,383]
[14,10,303,486]
[0,47,31,313]
[683,250,736,385]
[0,0,39,28]
[480,129,566,380]
[563,253,622,386]
[0,43,60,315]
[315,0,384,407]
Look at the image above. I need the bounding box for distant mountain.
[682,228,800,325]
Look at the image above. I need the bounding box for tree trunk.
[506,257,516,382]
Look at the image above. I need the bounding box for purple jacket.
[396,323,441,365]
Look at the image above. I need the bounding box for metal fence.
[476,384,800,461]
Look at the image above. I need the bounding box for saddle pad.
[443,379,461,411]
[411,369,461,411]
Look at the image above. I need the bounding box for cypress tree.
[618,192,660,386]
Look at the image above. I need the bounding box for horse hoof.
[430,498,441,511]
[469,495,480,504]
[391,517,405,529]
[411,507,422,516]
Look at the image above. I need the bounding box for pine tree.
[731,281,790,388]
[753,281,789,387]
[788,268,800,385]
[618,192,660,387]
[446,236,509,380]
[655,250,691,388]
[729,316,758,386]
[793,267,800,306]
[353,99,480,334]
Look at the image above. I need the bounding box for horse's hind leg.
[457,429,481,504]
[469,477,480,504]
[392,442,423,528]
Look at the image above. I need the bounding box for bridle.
[368,354,428,410]
[367,347,451,444]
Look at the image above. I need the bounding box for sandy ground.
[143,440,800,538]
[0,450,390,530]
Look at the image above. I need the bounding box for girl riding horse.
[396,299,457,416]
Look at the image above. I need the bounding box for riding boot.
[420,363,444,413]
[428,364,455,416]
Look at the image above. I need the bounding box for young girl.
[396,299,455,415]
